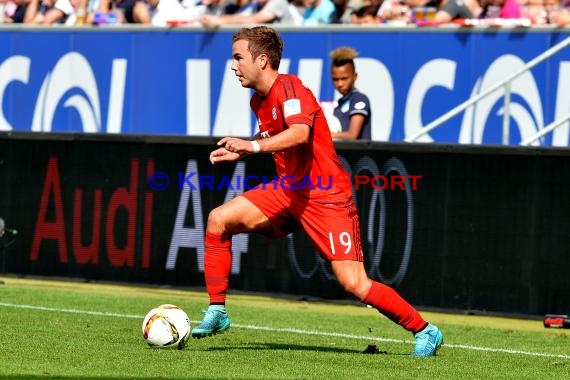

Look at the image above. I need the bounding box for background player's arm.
[333,114,366,140]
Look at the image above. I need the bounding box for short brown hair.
[232,26,284,70]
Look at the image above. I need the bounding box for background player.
[330,46,372,140]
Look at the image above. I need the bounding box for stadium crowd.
[1,0,569,27]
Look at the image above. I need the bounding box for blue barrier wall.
[0,27,569,145]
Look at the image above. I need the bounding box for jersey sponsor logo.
[283,99,301,118]
[260,131,270,139]
[354,101,366,110]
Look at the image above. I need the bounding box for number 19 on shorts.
[328,232,352,255]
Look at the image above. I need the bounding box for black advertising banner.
[1,133,569,316]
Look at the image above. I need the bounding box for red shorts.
[242,185,363,262]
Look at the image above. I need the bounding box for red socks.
[363,280,427,334]
[204,232,232,305]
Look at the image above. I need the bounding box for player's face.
[231,39,259,89]
[331,64,357,96]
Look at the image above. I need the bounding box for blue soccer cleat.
[191,307,231,339]
[411,323,443,357]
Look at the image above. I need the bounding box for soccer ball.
[142,304,191,349]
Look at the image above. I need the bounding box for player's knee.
[207,207,230,233]
[338,275,371,300]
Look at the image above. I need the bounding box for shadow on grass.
[204,341,402,355]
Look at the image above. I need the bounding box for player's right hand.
[217,137,254,155]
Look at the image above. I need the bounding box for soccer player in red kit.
[191,26,443,357]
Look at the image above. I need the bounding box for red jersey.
[250,74,351,202]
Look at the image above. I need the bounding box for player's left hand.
[210,147,241,164]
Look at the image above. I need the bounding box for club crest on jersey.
[354,101,366,110]
[283,99,301,118]
[272,106,277,120]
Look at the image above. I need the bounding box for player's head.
[330,47,358,96]
[232,26,283,70]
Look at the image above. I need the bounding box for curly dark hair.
[330,46,358,71]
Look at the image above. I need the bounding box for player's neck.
[255,72,279,97]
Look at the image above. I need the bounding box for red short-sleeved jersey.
[250,74,351,202]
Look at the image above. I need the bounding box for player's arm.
[209,132,261,164]
[332,114,366,140]
[210,124,310,164]
[255,123,310,152]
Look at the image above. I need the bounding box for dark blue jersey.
[333,89,371,140]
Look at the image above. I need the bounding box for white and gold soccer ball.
[142,304,191,349]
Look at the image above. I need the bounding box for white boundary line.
[1,302,569,359]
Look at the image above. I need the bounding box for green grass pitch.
[0,277,568,379]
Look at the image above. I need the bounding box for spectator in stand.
[435,0,481,22]
[479,0,524,19]
[147,0,201,25]
[3,0,29,22]
[200,0,301,27]
[200,0,241,15]
[522,0,548,23]
[546,0,570,24]
[377,0,412,22]
[350,3,380,22]
[96,0,151,23]
[378,0,478,24]
[40,0,108,25]
[41,0,77,24]
[168,0,253,23]
[302,0,335,23]
[24,0,57,23]
[329,46,371,140]
[223,0,258,15]
[329,0,352,22]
